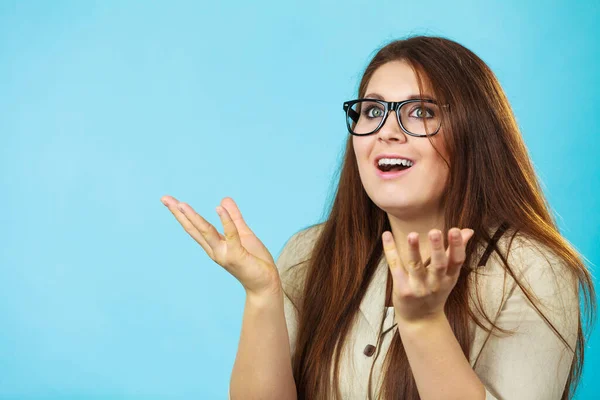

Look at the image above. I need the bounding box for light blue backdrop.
[1,1,598,399]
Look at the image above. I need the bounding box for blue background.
[1,1,598,399]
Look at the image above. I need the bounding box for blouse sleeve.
[275,225,323,357]
[474,237,580,400]
[275,224,323,357]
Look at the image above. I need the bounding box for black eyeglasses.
[343,98,449,137]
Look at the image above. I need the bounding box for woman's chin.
[376,201,417,216]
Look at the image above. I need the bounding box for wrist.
[246,284,284,308]
[394,310,447,332]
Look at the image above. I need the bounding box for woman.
[161,36,596,399]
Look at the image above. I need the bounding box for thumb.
[221,197,255,236]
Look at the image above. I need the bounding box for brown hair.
[285,36,596,399]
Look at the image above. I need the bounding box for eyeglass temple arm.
[347,107,359,123]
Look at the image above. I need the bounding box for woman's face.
[352,60,450,219]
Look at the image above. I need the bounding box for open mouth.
[377,163,412,173]
[375,157,415,173]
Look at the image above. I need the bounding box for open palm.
[162,195,280,296]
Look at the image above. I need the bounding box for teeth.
[378,158,413,167]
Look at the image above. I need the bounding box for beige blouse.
[276,224,580,400]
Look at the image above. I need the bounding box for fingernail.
[215,206,222,216]
[408,232,419,243]
[161,199,168,206]
[431,230,441,241]
[451,230,461,240]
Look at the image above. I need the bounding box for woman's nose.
[377,111,407,142]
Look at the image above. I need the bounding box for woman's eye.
[365,107,384,118]
[410,107,433,118]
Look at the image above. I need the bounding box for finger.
[383,231,407,276]
[161,196,219,256]
[220,197,255,236]
[175,201,224,250]
[429,229,448,277]
[406,232,426,279]
[215,205,245,258]
[446,228,475,276]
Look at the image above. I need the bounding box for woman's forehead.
[365,61,434,100]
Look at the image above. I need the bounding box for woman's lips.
[375,166,412,180]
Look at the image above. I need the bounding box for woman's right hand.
[161,195,282,298]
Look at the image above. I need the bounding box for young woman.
[161,36,596,400]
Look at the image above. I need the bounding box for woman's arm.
[160,196,298,400]
[229,227,313,400]
[385,228,485,399]
[383,228,579,400]
[396,312,486,400]
[229,289,297,400]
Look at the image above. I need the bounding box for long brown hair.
[284,36,596,400]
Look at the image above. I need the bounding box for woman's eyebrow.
[364,92,435,101]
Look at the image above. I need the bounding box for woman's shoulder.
[473,225,569,270]
[275,223,325,272]
[275,223,326,293]
[471,226,579,318]
[274,223,326,306]
[490,227,576,282]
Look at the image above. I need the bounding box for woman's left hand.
[383,227,475,324]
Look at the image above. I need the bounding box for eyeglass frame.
[342,98,449,137]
